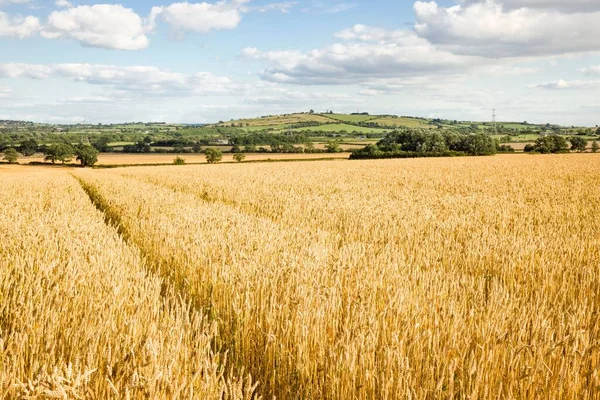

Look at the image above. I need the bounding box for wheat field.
[2,154,600,399]
[0,171,256,398]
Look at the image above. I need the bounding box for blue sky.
[1,0,600,125]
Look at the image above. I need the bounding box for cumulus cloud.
[461,0,600,13]
[149,0,249,34]
[54,0,72,8]
[0,63,241,95]
[0,85,12,98]
[581,66,600,76]
[247,1,296,13]
[0,11,39,38]
[414,1,600,57]
[243,25,484,85]
[529,79,600,90]
[41,4,151,50]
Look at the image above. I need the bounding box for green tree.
[569,136,588,152]
[92,137,112,152]
[233,153,246,163]
[3,148,18,164]
[205,148,223,164]
[461,133,497,155]
[75,145,99,167]
[122,141,151,153]
[192,143,203,153]
[592,141,599,153]
[325,141,342,153]
[18,139,38,156]
[173,156,186,165]
[422,132,448,152]
[44,143,74,164]
[533,135,569,154]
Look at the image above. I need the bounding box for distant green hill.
[211,112,584,135]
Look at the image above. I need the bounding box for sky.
[1,0,600,125]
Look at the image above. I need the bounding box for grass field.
[368,116,432,128]
[324,114,377,123]
[2,154,600,398]
[290,123,389,134]
[217,113,332,127]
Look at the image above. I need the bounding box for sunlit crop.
[2,154,599,399]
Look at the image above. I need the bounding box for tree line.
[1,139,99,166]
[350,129,498,159]
[524,135,599,153]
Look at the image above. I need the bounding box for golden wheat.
[67,154,600,399]
[3,154,599,399]
[0,171,256,399]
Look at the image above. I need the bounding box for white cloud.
[581,66,600,76]
[243,25,484,85]
[462,0,600,13]
[249,1,296,13]
[149,0,249,34]
[0,63,241,95]
[335,24,408,42]
[414,1,600,57]
[529,79,600,90]
[41,5,151,50]
[54,0,72,8]
[0,85,12,98]
[0,11,39,38]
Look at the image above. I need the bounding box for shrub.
[205,148,223,164]
[3,148,19,164]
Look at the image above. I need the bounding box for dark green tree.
[569,136,588,152]
[18,139,38,156]
[205,148,223,164]
[75,145,99,166]
[192,143,203,153]
[325,141,342,153]
[448,133,496,155]
[3,148,18,164]
[122,141,151,153]
[532,136,569,154]
[592,141,599,153]
[44,143,74,164]
[92,137,112,152]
